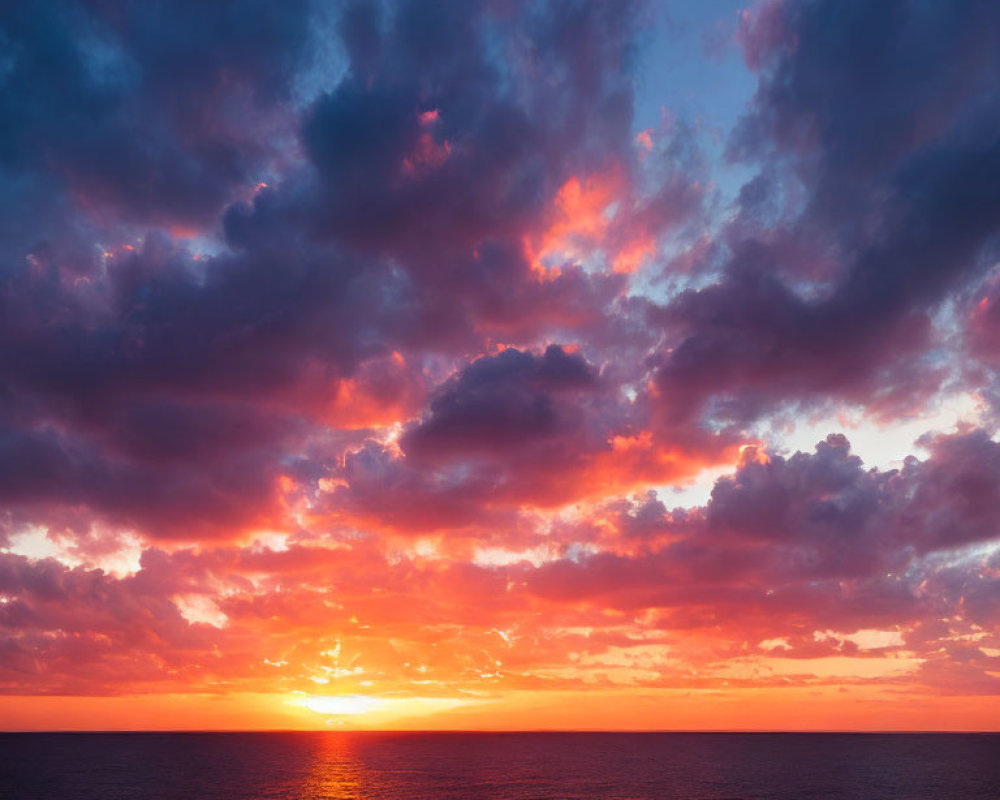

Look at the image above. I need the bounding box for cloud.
[650,0,1000,427]
[4,433,999,696]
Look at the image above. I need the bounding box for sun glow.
[299,694,381,716]
[289,694,480,727]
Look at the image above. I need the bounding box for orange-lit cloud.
[523,165,679,277]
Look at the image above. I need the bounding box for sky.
[1,0,1000,732]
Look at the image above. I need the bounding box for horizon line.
[4,728,999,735]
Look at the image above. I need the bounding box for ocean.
[1,732,998,799]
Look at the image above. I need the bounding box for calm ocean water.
[1,732,998,800]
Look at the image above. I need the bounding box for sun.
[300,695,382,716]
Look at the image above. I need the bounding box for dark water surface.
[1,732,998,799]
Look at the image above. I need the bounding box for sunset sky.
[2,0,1000,732]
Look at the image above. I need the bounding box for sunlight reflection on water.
[299,733,371,800]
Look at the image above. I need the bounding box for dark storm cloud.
[0,0,664,537]
[403,346,598,459]
[235,0,655,349]
[323,346,617,530]
[322,344,736,532]
[0,0,312,234]
[0,231,392,535]
[651,0,1000,426]
[523,431,1000,680]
